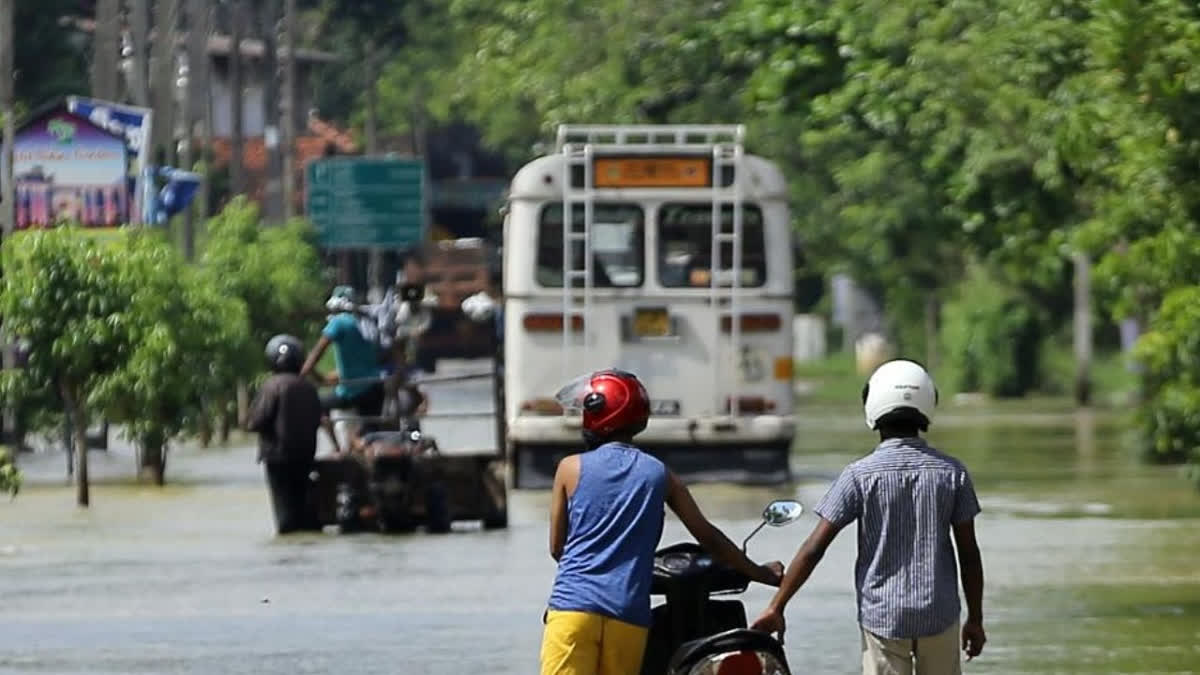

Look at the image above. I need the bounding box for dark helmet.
[265,334,304,373]
[556,369,651,445]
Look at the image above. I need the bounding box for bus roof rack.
[555,124,746,152]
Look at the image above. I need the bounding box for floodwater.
[2,368,1199,674]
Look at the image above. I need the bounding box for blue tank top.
[547,443,668,627]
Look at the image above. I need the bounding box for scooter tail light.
[691,648,763,672]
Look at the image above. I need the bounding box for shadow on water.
[1,400,1198,674]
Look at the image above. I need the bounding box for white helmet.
[862,359,938,430]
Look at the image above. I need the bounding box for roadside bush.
[0,447,20,499]
[939,264,1044,397]
[1132,285,1200,485]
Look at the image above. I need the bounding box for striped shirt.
[814,437,981,639]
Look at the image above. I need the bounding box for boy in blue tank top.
[540,369,784,675]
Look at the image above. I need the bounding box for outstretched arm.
[954,519,987,659]
[300,335,332,381]
[666,471,781,586]
[769,518,841,611]
[749,517,843,639]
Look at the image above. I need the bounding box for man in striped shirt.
[752,359,986,674]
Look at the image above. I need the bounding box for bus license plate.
[651,400,681,416]
[633,308,671,338]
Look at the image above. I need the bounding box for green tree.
[14,1,89,106]
[90,232,249,484]
[0,227,138,506]
[1063,0,1200,485]
[445,0,746,160]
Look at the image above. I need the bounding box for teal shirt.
[323,313,380,398]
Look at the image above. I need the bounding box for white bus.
[501,125,796,489]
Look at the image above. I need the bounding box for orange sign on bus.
[593,157,712,188]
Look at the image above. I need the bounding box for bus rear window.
[658,204,767,288]
[537,204,644,288]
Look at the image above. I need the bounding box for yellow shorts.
[540,609,650,675]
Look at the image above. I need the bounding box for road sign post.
[306,157,425,249]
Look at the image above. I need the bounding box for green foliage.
[443,0,742,159]
[1132,287,1200,483]
[0,227,137,430]
[198,197,329,375]
[14,1,90,106]
[0,448,21,499]
[90,232,249,451]
[940,265,1044,398]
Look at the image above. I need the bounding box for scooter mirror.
[741,499,805,552]
[762,499,804,526]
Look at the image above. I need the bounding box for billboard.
[13,108,131,229]
[66,97,153,224]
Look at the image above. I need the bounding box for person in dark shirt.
[248,334,340,534]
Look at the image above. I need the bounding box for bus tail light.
[523,313,584,332]
[521,398,564,415]
[725,396,776,414]
[721,314,781,333]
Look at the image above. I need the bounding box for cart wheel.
[425,482,452,534]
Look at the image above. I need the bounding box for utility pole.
[151,0,180,167]
[260,0,283,223]
[92,0,121,100]
[229,0,245,197]
[130,0,151,107]
[281,0,297,219]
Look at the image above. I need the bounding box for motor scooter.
[641,499,803,675]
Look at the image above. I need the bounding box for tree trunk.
[1,0,17,448]
[229,0,245,196]
[91,0,121,100]
[924,293,939,372]
[236,380,250,429]
[260,0,284,223]
[281,0,297,218]
[1073,252,1093,407]
[151,0,179,166]
[62,414,74,479]
[192,0,214,219]
[218,407,232,445]
[129,0,151,107]
[364,42,382,295]
[197,406,213,448]
[60,384,89,507]
[137,433,167,485]
[182,0,209,258]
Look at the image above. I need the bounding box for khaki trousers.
[861,621,961,675]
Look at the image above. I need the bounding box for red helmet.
[555,369,651,439]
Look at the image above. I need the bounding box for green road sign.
[305,158,425,249]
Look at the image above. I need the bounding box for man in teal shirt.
[300,286,386,424]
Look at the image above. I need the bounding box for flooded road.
[2,389,1199,674]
